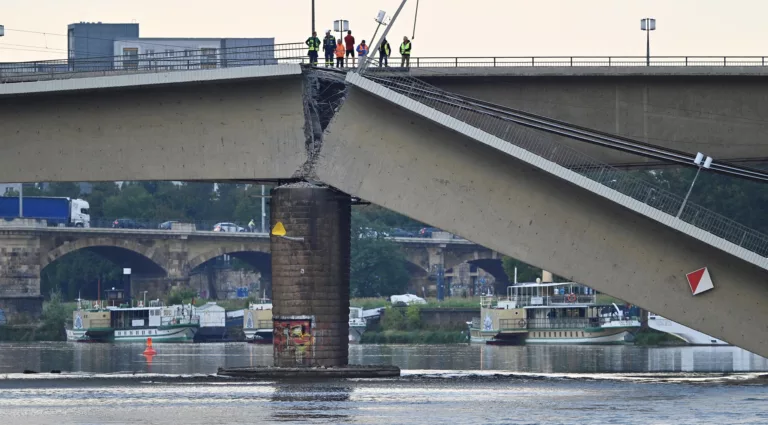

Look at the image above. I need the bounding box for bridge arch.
[42,237,169,276]
[186,243,271,274]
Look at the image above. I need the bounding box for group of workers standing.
[306,30,412,68]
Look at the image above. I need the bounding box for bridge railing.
[0,42,307,82]
[375,56,768,68]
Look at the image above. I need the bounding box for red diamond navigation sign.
[686,267,714,295]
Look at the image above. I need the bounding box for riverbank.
[361,330,467,344]
[633,328,687,346]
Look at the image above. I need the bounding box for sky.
[2,0,767,62]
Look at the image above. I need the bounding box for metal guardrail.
[383,56,768,68]
[0,42,307,82]
[360,72,768,259]
[5,50,768,84]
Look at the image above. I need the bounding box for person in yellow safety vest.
[335,40,346,68]
[248,219,255,232]
[400,36,412,68]
[322,30,336,68]
[306,31,321,66]
[379,38,391,67]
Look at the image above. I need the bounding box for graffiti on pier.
[274,317,314,365]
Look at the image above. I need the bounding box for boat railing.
[526,316,637,329]
[499,318,528,331]
[527,317,592,329]
[507,294,596,307]
[160,316,200,326]
[480,295,495,308]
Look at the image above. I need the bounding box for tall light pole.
[640,18,656,66]
[311,0,316,34]
[676,152,712,219]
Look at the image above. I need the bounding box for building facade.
[112,37,276,71]
[67,22,139,70]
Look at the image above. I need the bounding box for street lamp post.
[640,18,656,66]
[311,0,316,34]
[676,152,712,219]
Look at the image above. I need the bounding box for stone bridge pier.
[271,185,351,367]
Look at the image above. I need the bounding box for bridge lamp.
[334,19,350,44]
[676,152,712,218]
[640,18,656,66]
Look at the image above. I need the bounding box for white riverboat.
[67,298,199,343]
[349,307,367,343]
[468,282,641,345]
[648,313,729,345]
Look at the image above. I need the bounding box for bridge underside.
[316,85,768,357]
[425,74,768,166]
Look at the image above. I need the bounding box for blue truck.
[0,196,91,227]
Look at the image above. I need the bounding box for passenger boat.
[349,307,367,343]
[67,299,199,343]
[647,313,729,345]
[468,282,641,345]
[243,298,273,344]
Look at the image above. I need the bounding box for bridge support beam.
[271,185,351,367]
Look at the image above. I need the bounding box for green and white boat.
[67,298,199,343]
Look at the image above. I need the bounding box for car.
[158,220,179,230]
[358,227,390,238]
[390,294,427,306]
[418,227,440,238]
[392,228,417,238]
[113,218,146,229]
[213,222,245,232]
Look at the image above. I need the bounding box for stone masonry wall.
[271,185,351,367]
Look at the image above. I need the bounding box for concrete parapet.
[0,219,47,228]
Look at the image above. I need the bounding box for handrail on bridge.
[0,42,307,82]
[4,49,768,83]
[399,55,768,68]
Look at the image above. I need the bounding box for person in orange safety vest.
[335,40,345,68]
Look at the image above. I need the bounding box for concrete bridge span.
[407,67,768,167]
[0,64,308,183]
[4,66,768,184]
[315,79,768,357]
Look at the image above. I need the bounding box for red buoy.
[143,337,157,356]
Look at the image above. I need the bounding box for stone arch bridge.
[0,223,500,320]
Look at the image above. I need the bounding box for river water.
[1,343,767,424]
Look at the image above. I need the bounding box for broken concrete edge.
[216,365,401,379]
